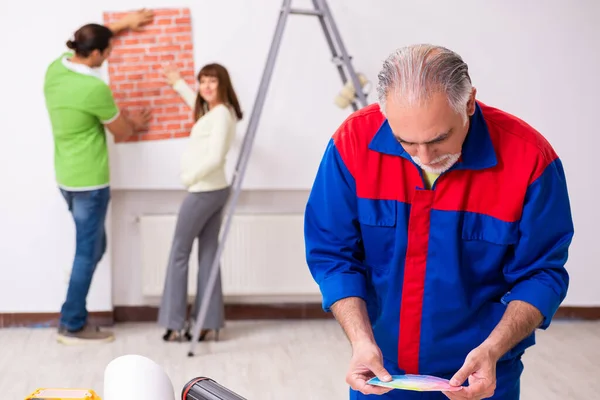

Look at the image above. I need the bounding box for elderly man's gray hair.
[376,44,473,118]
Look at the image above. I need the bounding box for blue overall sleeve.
[304,138,367,312]
[502,157,574,329]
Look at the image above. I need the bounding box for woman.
[157,63,243,342]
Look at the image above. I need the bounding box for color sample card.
[368,374,463,392]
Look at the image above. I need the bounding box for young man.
[44,9,154,344]
[304,44,574,399]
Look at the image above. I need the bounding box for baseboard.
[113,303,332,322]
[1,305,598,328]
[0,311,113,328]
[553,306,600,320]
[113,305,600,323]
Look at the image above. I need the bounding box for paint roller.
[334,72,371,109]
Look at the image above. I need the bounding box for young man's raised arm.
[106,9,154,35]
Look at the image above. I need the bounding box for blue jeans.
[59,187,110,332]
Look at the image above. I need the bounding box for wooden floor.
[2,319,599,399]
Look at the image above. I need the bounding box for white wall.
[0,2,116,313]
[110,189,314,306]
[1,0,599,314]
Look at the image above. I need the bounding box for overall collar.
[368,102,497,171]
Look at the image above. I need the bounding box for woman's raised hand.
[163,63,182,86]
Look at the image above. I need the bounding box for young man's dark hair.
[66,24,114,58]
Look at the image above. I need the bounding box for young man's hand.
[108,9,154,35]
[123,9,154,31]
[127,108,152,131]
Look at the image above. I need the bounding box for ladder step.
[289,8,323,16]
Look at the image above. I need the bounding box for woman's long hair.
[194,63,243,122]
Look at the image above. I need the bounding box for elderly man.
[304,44,573,399]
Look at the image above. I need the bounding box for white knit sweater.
[172,78,237,192]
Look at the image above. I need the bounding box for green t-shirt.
[43,52,119,189]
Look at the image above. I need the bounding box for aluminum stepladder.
[187,0,369,356]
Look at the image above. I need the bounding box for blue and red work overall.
[304,102,574,399]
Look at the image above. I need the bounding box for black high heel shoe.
[202,329,220,342]
[162,329,188,342]
[184,329,220,342]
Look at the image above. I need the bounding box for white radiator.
[139,213,321,298]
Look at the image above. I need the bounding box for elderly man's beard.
[411,153,461,174]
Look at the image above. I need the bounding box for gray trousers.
[158,187,230,331]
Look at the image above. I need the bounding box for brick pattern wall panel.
[103,8,196,143]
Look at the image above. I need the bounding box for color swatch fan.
[368,374,462,392]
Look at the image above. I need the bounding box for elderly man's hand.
[442,345,498,400]
[346,340,394,396]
